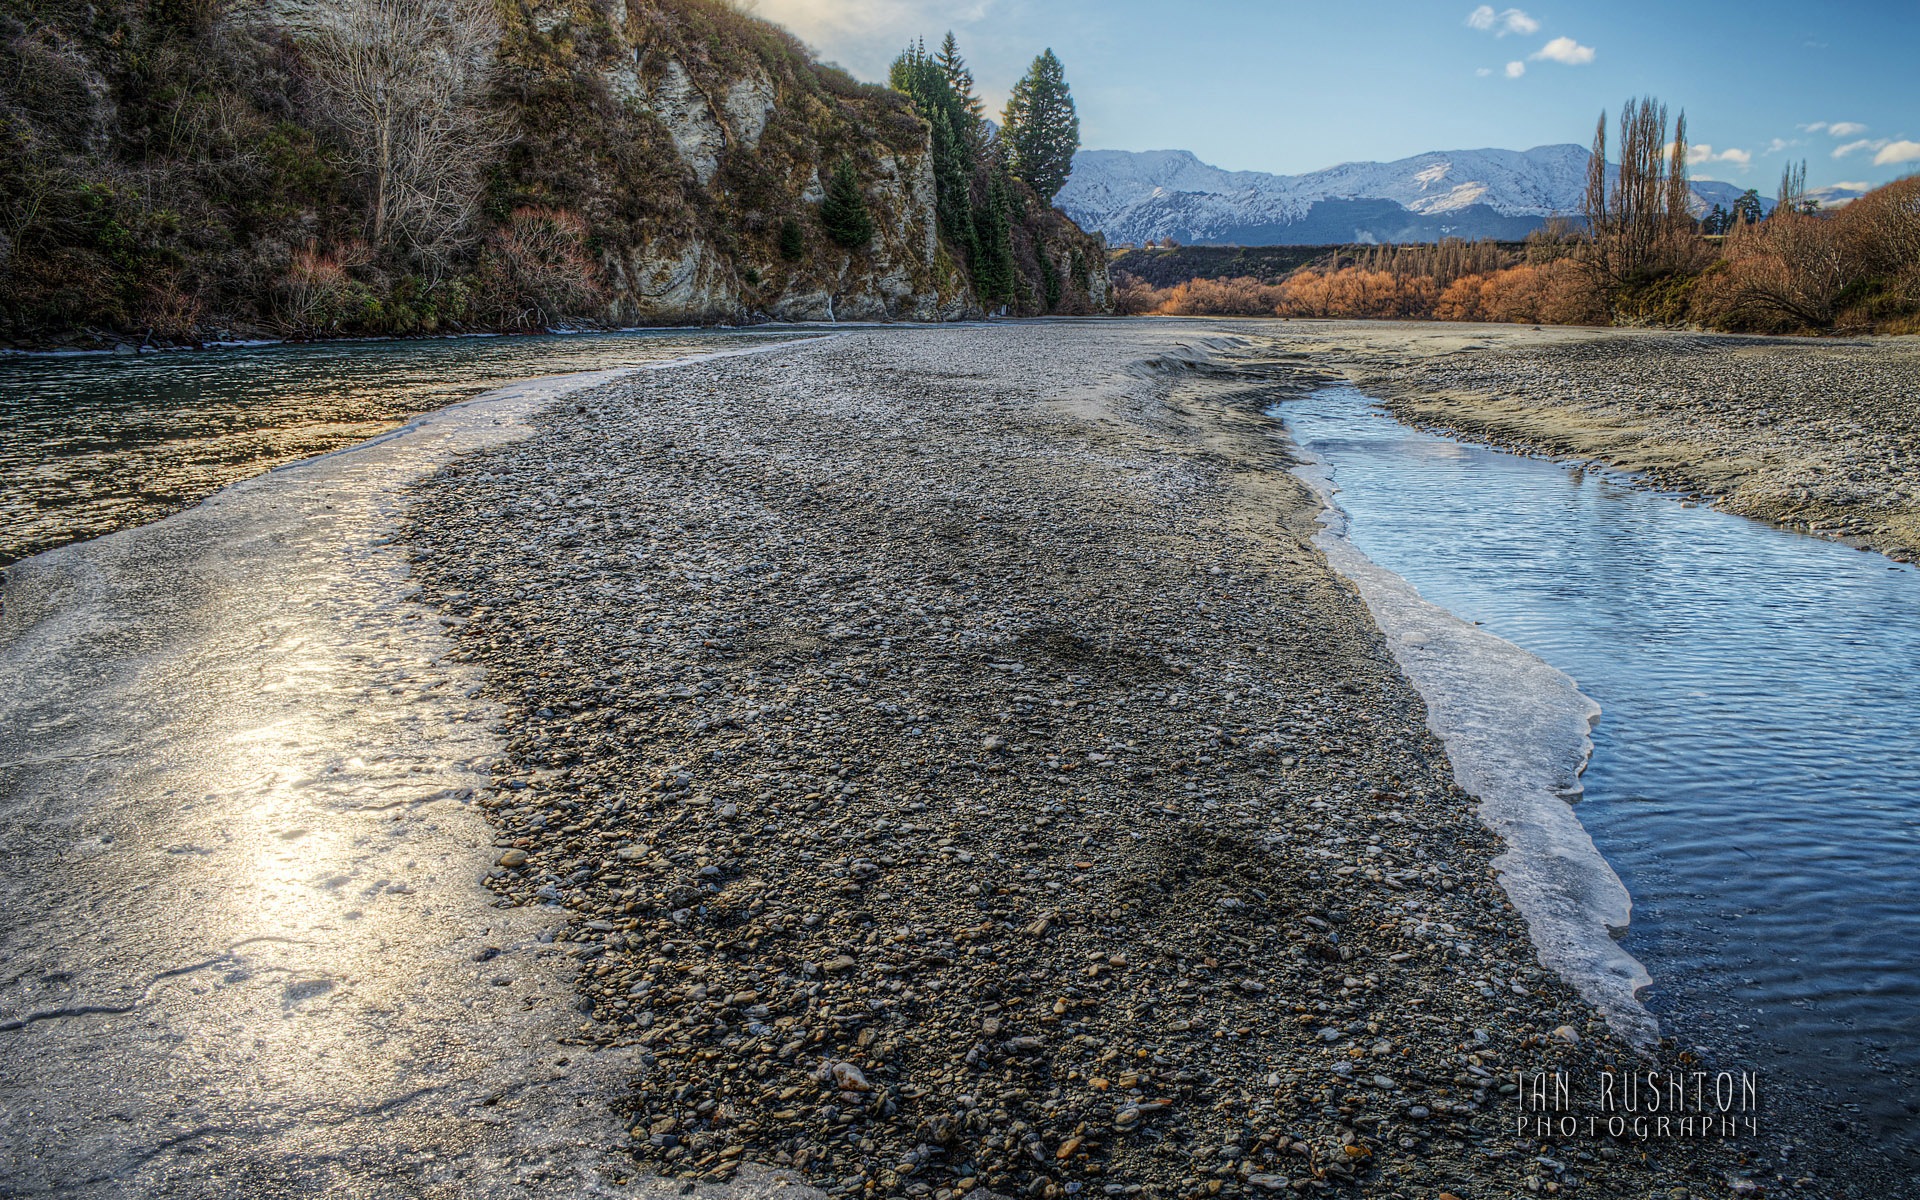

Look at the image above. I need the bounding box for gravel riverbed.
[401,323,1832,1198]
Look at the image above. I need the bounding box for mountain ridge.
[1059,144,1857,246]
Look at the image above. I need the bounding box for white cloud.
[1467,6,1538,35]
[1800,121,1829,133]
[1834,137,1892,158]
[1827,121,1868,137]
[1765,138,1797,154]
[1831,181,1872,191]
[1686,144,1752,168]
[1505,60,1526,78]
[1500,9,1539,34]
[1476,66,1493,76]
[1531,36,1595,65]
[1876,141,1920,166]
[747,0,993,76]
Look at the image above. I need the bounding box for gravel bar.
[401,323,1824,1198]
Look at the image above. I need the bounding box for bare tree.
[1665,110,1692,237]
[1703,214,1848,329]
[1580,96,1702,302]
[1582,110,1612,282]
[1778,158,1808,213]
[1613,96,1667,274]
[306,0,508,276]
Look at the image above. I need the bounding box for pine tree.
[973,163,1016,304]
[935,31,983,139]
[820,160,874,249]
[1001,49,1079,205]
[889,39,978,260]
[777,217,805,261]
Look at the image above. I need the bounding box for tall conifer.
[1001,49,1079,204]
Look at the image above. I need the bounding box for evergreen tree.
[777,217,805,260]
[935,31,983,139]
[1001,49,1079,205]
[973,163,1016,304]
[1733,188,1765,227]
[820,161,874,249]
[889,39,978,260]
[1701,204,1732,236]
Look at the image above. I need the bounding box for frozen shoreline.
[1285,398,1656,1047]
[9,318,1893,1195]
[0,347,828,1197]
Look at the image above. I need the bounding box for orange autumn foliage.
[1433,261,1605,325]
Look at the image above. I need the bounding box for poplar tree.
[1001,49,1079,205]
[1779,159,1809,213]
[1580,96,1699,294]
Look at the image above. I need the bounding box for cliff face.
[0,0,1109,346]
[517,0,970,323]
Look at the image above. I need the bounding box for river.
[1282,385,1920,1162]
[0,329,817,568]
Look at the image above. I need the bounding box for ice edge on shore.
[1289,433,1659,1050]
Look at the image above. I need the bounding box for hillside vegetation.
[0,0,1108,348]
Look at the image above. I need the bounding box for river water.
[0,329,814,568]
[1282,386,1920,1161]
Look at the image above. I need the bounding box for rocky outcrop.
[509,0,980,325]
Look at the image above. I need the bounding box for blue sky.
[749,0,1919,190]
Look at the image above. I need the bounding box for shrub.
[477,206,606,329]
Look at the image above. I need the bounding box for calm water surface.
[1284,386,1920,1156]
[0,329,810,567]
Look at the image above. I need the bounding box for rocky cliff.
[0,0,1110,346]
[512,0,970,323]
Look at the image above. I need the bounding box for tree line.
[1116,96,1920,335]
[857,34,1079,305]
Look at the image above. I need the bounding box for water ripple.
[1283,386,1920,1155]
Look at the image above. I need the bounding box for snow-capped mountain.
[1059,145,1775,246]
[1806,183,1869,209]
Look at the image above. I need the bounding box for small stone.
[1246,1176,1290,1193]
[1549,1025,1580,1045]
[829,1061,870,1092]
[496,849,529,868]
